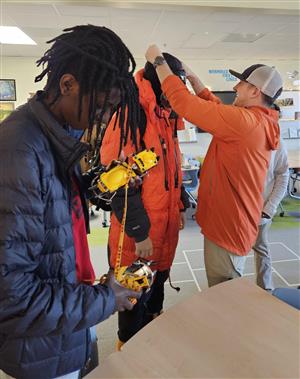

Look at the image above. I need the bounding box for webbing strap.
[114,167,133,277]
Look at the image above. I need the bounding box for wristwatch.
[261,211,271,219]
[153,55,166,69]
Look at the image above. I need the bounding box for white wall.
[1,55,299,154]
[1,56,299,108]
[135,58,300,92]
[1,55,299,160]
[0,57,46,107]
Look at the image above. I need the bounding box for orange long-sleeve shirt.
[162,75,280,255]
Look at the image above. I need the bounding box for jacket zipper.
[159,136,169,191]
[173,118,179,188]
[173,145,179,189]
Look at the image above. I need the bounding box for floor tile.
[244,256,255,274]
[90,245,109,278]
[193,269,209,290]
[173,250,186,264]
[272,260,300,286]
[269,228,300,256]
[272,271,293,288]
[163,281,199,309]
[183,249,205,269]
[269,242,299,261]
[169,261,193,282]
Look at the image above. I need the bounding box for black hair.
[262,87,283,107]
[35,24,139,153]
[143,52,185,104]
[272,102,281,112]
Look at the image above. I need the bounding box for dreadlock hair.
[143,52,185,105]
[35,24,139,154]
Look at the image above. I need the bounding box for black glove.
[81,166,112,211]
[89,197,112,212]
[111,186,150,242]
[261,211,271,219]
[81,165,103,192]
[105,270,142,312]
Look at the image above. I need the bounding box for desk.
[87,279,299,378]
[181,165,199,171]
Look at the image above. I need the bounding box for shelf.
[280,119,300,122]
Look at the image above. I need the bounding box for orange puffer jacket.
[101,69,183,271]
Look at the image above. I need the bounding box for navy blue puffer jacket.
[0,93,115,379]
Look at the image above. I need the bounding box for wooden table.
[87,279,300,378]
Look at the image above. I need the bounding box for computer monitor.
[195,91,236,133]
[212,91,236,105]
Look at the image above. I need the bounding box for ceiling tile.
[110,8,161,31]
[232,22,287,34]
[183,33,227,48]
[55,4,110,17]
[205,10,255,23]
[0,14,17,26]
[3,3,57,16]
[252,14,299,24]
[222,33,265,43]
[275,23,300,35]
[0,2,298,62]
[8,14,109,29]
[21,27,65,40]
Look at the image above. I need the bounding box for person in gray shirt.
[253,139,289,291]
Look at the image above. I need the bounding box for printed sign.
[208,69,237,82]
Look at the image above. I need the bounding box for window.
[0,79,16,101]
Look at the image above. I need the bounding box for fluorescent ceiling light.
[0,26,36,45]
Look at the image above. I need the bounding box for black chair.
[288,168,300,200]
[182,168,199,209]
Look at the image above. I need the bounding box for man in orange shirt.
[145,44,282,287]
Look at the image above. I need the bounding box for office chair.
[288,169,300,200]
[182,168,199,210]
[278,201,285,217]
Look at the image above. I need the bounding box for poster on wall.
[0,79,16,101]
[0,102,15,122]
[276,98,294,107]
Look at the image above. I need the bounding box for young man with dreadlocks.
[0,25,142,379]
[101,53,189,350]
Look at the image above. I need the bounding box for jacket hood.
[135,69,184,130]
[135,69,158,125]
[251,105,280,150]
[28,91,89,178]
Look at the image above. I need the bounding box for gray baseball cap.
[229,64,283,99]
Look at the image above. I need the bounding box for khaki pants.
[204,237,247,287]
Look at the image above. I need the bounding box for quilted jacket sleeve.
[0,139,115,338]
